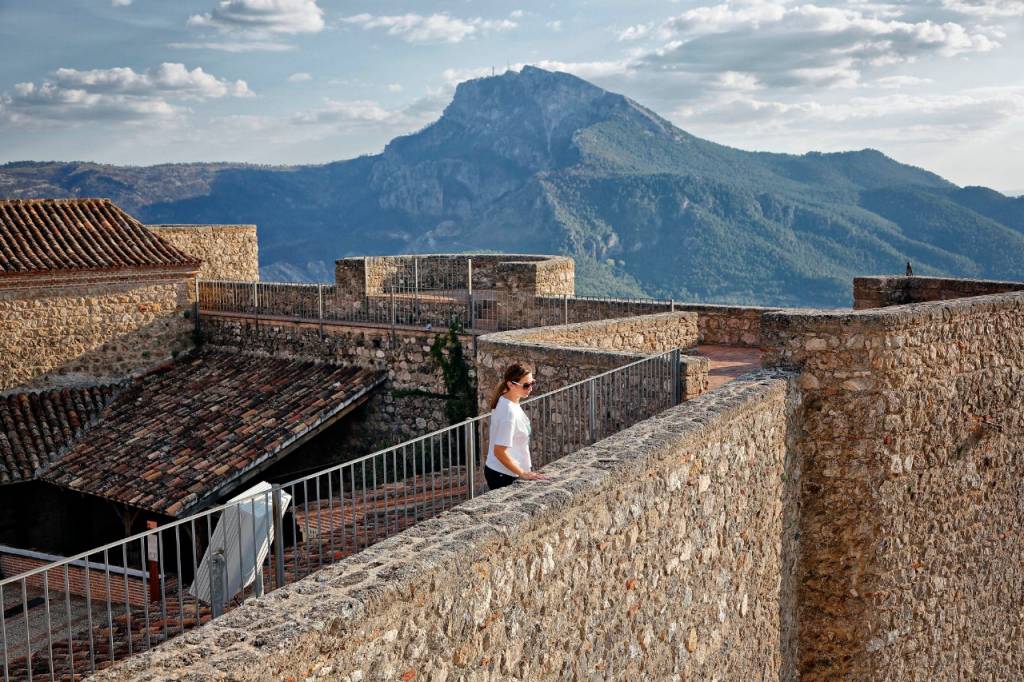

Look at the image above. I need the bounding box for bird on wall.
[906,261,913,276]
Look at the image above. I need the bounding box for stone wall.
[0,271,195,391]
[505,296,774,347]
[98,370,799,682]
[149,225,259,283]
[761,291,1024,680]
[514,311,699,352]
[200,314,473,448]
[853,275,1024,310]
[334,254,575,301]
[476,312,705,414]
[670,303,774,347]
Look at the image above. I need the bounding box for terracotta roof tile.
[0,384,123,484]
[0,198,199,275]
[41,351,385,517]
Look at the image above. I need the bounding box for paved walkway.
[696,344,765,391]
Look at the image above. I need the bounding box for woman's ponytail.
[489,362,532,410]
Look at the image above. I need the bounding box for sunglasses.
[511,380,537,389]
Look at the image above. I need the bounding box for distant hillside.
[2,66,1022,307]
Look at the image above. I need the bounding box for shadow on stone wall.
[1,278,195,392]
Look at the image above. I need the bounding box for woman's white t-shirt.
[485,396,532,477]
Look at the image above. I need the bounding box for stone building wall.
[199,315,473,448]
[853,275,1024,310]
[0,271,195,391]
[761,291,1024,680]
[97,370,799,682]
[148,225,259,283]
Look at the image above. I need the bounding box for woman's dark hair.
[488,362,532,410]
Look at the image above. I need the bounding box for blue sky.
[1,0,1022,192]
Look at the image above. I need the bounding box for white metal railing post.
[563,293,569,325]
[252,281,259,311]
[390,287,397,344]
[318,284,325,336]
[210,551,226,618]
[272,487,286,589]
[467,259,474,330]
[588,379,597,442]
[465,419,476,499]
[414,256,420,319]
[671,348,682,405]
[670,297,675,312]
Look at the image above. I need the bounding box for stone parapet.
[334,254,575,300]
[475,312,702,411]
[149,225,259,283]
[761,290,1024,680]
[96,370,799,682]
[521,298,775,347]
[852,275,1024,310]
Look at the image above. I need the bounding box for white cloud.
[673,86,1024,144]
[169,40,294,52]
[112,0,133,6]
[1,84,178,124]
[1,63,251,125]
[618,23,653,41]
[546,20,562,31]
[942,0,1024,18]
[714,71,762,91]
[387,83,403,93]
[340,12,518,44]
[635,1,999,89]
[188,0,325,36]
[288,72,312,82]
[530,60,633,79]
[292,99,396,125]
[50,63,252,98]
[875,75,933,88]
[289,92,447,135]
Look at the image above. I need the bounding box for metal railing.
[197,280,677,334]
[0,348,682,681]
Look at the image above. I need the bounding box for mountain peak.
[384,65,670,172]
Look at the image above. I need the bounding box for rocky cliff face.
[2,67,1022,306]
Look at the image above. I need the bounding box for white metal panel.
[190,482,291,605]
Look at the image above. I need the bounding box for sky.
[0,0,1022,193]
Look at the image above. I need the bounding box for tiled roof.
[41,352,385,517]
[0,384,122,485]
[0,198,200,275]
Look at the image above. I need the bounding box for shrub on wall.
[430,320,476,424]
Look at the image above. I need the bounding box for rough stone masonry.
[95,277,1024,681]
[95,371,800,682]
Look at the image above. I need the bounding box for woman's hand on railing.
[520,471,548,481]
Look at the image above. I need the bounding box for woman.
[484,363,548,490]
